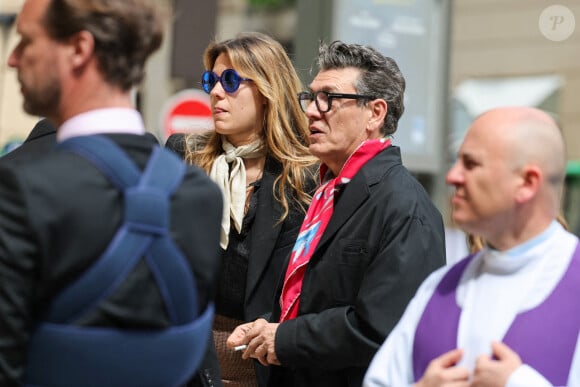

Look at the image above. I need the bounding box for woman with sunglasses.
[167,32,318,387]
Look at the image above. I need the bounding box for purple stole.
[412,243,580,384]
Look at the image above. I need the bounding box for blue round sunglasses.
[201,69,252,94]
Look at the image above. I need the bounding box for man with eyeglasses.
[227,40,446,387]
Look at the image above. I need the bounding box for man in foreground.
[364,106,580,387]
[0,1,222,385]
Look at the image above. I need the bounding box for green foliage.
[248,0,295,9]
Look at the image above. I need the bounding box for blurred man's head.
[446,107,565,250]
[8,0,165,120]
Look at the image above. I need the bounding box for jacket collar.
[317,146,401,249]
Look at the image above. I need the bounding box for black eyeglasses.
[201,69,252,94]
[297,90,375,113]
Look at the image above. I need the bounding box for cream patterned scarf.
[209,138,265,249]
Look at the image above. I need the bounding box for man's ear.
[68,30,95,68]
[367,98,388,133]
[515,165,542,204]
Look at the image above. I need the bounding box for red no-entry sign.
[161,89,213,139]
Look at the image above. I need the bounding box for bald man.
[363,107,580,387]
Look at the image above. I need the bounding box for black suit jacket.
[0,119,57,164]
[0,133,223,386]
[268,146,446,387]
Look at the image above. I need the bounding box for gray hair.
[317,41,406,135]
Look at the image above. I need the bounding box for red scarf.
[279,138,391,322]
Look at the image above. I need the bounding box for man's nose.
[7,47,19,69]
[305,99,321,119]
[446,162,462,186]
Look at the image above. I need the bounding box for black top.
[216,181,261,319]
[165,133,318,387]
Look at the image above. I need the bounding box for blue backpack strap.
[48,135,196,324]
[24,135,214,387]
[24,306,215,387]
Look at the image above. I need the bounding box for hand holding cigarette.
[227,318,281,365]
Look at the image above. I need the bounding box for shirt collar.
[486,220,560,257]
[57,108,145,142]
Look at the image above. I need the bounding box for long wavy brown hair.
[184,32,318,220]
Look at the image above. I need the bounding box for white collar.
[57,108,145,142]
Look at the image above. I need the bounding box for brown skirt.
[213,314,257,387]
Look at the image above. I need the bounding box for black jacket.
[166,133,317,387]
[267,145,446,387]
[0,118,57,164]
[0,134,223,386]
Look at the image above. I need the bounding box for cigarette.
[234,345,247,352]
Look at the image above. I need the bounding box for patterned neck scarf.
[209,138,265,249]
[279,138,391,322]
